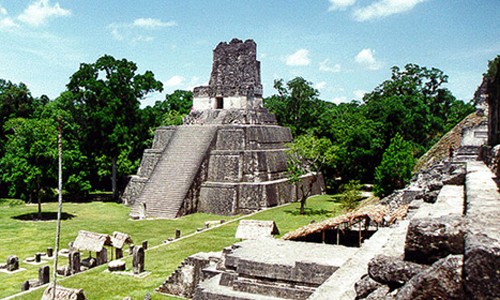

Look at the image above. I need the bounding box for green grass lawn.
[0,195,340,300]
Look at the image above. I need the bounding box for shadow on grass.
[12,211,75,221]
[283,208,333,217]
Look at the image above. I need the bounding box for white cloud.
[353,89,367,100]
[109,24,124,41]
[355,48,382,70]
[332,96,347,104]
[131,35,154,44]
[286,49,311,66]
[319,59,341,73]
[0,17,18,29]
[186,76,204,91]
[165,75,185,87]
[328,0,356,11]
[18,0,71,27]
[315,81,327,90]
[0,5,19,29]
[353,0,426,22]
[109,18,176,42]
[132,18,177,29]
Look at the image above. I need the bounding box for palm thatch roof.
[42,285,87,300]
[235,220,280,240]
[110,231,133,249]
[282,204,394,241]
[72,230,111,253]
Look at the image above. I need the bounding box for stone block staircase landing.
[130,125,218,219]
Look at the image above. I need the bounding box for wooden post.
[358,219,362,247]
[336,227,340,245]
[322,230,326,243]
[52,116,63,300]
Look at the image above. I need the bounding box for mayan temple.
[122,38,324,219]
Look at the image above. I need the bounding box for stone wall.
[122,126,176,206]
[192,38,263,110]
[486,59,500,145]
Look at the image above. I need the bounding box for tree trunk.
[112,156,118,201]
[300,196,306,215]
[299,184,307,215]
[37,181,42,220]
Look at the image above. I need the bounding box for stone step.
[195,274,286,300]
[131,125,218,218]
[233,277,315,300]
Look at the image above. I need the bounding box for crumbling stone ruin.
[22,265,50,291]
[156,63,500,299]
[132,245,145,274]
[123,38,324,219]
[42,285,87,300]
[0,255,19,272]
[156,252,221,298]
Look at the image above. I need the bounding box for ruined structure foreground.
[122,39,324,219]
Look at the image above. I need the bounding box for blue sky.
[0,0,499,106]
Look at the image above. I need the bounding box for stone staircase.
[157,252,221,298]
[130,125,218,219]
[453,145,481,162]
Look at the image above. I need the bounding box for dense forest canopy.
[0,55,476,204]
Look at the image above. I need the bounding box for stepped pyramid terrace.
[122,38,324,219]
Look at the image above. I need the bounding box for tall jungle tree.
[66,55,163,199]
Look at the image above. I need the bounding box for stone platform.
[194,239,356,300]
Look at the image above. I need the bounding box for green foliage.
[339,180,363,211]
[0,196,338,299]
[286,134,337,214]
[485,55,500,79]
[0,117,58,202]
[265,77,329,136]
[374,133,415,197]
[266,63,474,185]
[362,64,468,151]
[65,54,163,196]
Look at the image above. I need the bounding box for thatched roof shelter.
[110,231,133,249]
[235,220,280,240]
[42,285,87,300]
[282,204,394,241]
[72,230,111,253]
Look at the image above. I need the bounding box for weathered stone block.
[396,255,464,300]
[199,184,238,215]
[368,255,427,287]
[355,274,382,299]
[207,154,240,182]
[463,231,500,299]
[442,168,466,185]
[108,260,126,272]
[69,251,81,274]
[151,126,176,150]
[365,285,391,300]
[216,129,244,150]
[133,246,145,274]
[404,215,465,264]
[7,256,19,272]
[39,265,50,284]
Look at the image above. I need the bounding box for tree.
[286,135,337,214]
[374,133,415,197]
[339,180,363,211]
[362,63,472,150]
[265,77,325,136]
[66,55,163,199]
[0,80,47,198]
[0,117,57,219]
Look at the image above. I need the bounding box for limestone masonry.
[122,39,324,219]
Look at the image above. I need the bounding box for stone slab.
[309,221,409,300]
[412,185,464,219]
